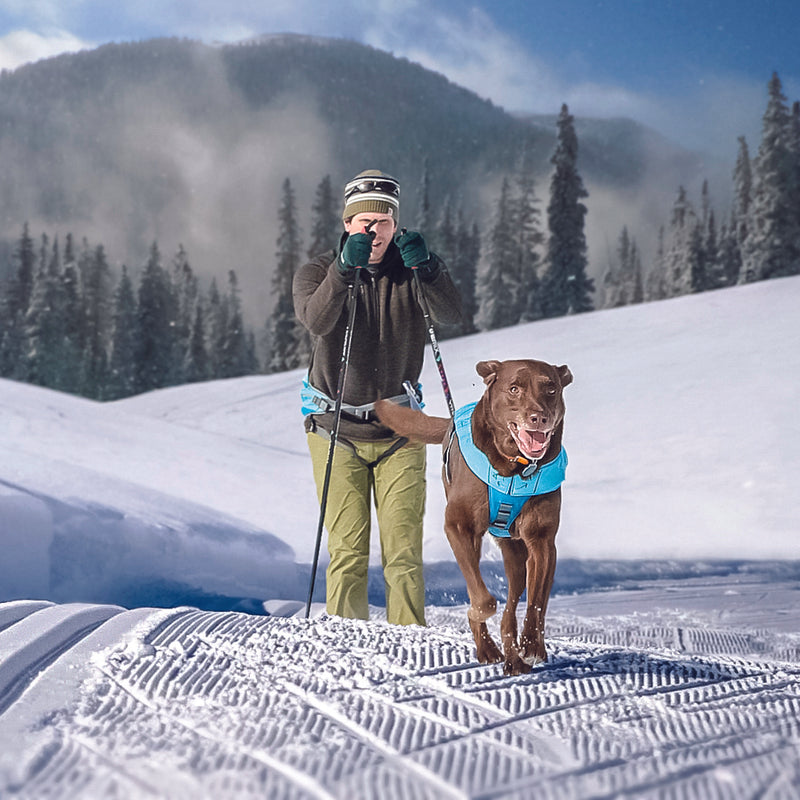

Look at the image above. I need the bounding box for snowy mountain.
[0,279,798,797]
[0,35,704,309]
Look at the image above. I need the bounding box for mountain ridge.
[0,34,706,314]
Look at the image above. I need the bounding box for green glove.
[395,230,440,281]
[337,232,373,281]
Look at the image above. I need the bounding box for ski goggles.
[344,179,400,200]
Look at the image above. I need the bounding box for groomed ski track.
[1,589,799,800]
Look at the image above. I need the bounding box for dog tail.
[375,399,451,444]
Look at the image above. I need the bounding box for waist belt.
[301,376,422,422]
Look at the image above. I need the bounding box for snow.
[1,277,799,797]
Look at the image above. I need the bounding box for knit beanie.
[342,169,400,222]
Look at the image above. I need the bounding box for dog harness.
[452,402,568,538]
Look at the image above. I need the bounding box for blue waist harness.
[453,402,568,538]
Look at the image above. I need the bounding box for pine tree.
[703,208,729,290]
[732,136,752,256]
[645,226,668,301]
[183,300,209,384]
[267,177,305,372]
[205,277,227,379]
[741,72,800,281]
[540,104,593,316]
[8,222,36,319]
[717,220,742,288]
[448,213,480,336]
[24,236,69,389]
[134,241,176,393]
[219,270,250,378]
[0,223,36,378]
[60,233,84,393]
[516,143,545,322]
[789,101,800,266]
[307,175,340,258]
[417,157,433,237]
[475,177,517,330]
[602,227,645,308]
[80,242,113,398]
[663,186,698,297]
[171,244,198,384]
[107,265,138,399]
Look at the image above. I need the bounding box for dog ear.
[557,365,573,387]
[476,360,501,387]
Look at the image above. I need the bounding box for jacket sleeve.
[416,253,463,326]
[293,250,352,337]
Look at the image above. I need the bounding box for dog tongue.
[520,429,548,455]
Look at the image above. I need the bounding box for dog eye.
[545,383,557,395]
[509,385,519,394]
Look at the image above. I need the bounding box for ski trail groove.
[0,601,798,798]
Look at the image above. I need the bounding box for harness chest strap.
[451,402,568,538]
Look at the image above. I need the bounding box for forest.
[1,72,798,401]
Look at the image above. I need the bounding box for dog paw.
[519,635,547,665]
[476,636,504,665]
[503,656,533,676]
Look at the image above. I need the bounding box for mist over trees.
[2,53,798,401]
[606,72,800,307]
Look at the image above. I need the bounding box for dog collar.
[508,455,540,477]
[453,402,568,537]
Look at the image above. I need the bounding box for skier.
[293,169,461,625]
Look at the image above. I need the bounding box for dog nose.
[530,413,547,427]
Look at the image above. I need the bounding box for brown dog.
[376,359,572,675]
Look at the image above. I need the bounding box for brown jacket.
[293,238,462,441]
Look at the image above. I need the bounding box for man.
[293,169,462,625]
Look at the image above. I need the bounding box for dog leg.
[445,520,503,664]
[519,536,557,665]
[499,538,532,675]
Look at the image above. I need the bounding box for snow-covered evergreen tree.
[515,142,545,323]
[732,136,752,254]
[741,72,800,282]
[183,301,209,384]
[24,236,69,389]
[60,233,84,394]
[8,222,36,319]
[267,177,305,372]
[307,175,339,258]
[416,157,433,237]
[602,227,643,308]
[540,104,593,317]
[134,241,176,393]
[219,270,251,378]
[645,226,668,301]
[449,213,479,336]
[80,242,113,398]
[662,186,698,297]
[171,244,198,384]
[475,177,517,330]
[106,265,138,399]
[205,277,227,379]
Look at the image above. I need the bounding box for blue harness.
[453,402,568,538]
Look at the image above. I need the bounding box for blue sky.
[0,0,798,158]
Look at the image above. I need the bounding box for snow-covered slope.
[1,278,799,798]
[2,276,798,611]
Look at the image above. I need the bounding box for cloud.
[0,29,91,71]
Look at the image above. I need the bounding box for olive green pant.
[307,432,427,626]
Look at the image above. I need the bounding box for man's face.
[345,212,397,264]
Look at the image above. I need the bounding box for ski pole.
[305,220,376,619]
[403,228,456,419]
